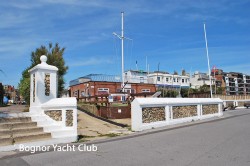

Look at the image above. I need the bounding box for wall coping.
[41,97,77,109]
[133,98,223,105]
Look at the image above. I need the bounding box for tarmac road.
[1,109,250,166]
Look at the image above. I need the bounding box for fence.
[214,95,250,100]
[131,98,223,131]
[189,93,250,100]
[77,93,155,119]
[78,103,130,119]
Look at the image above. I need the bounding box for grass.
[110,103,128,107]
[89,130,102,135]
[77,133,121,142]
[99,133,121,138]
[78,102,129,107]
[77,135,96,142]
[126,126,132,131]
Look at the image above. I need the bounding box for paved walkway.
[0,105,28,114]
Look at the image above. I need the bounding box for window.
[166,78,169,82]
[177,78,179,82]
[81,91,85,97]
[124,89,132,93]
[173,78,176,82]
[140,77,144,83]
[157,77,161,81]
[142,89,150,92]
[74,91,78,97]
[182,79,185,83]
[98,88,109,94]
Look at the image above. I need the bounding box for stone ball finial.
[40,55,47,64]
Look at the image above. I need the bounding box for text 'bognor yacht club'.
[17,144,98,154]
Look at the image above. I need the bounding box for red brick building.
[69,74,156,99]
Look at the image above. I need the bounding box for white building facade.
[124,70,190,89]
[190,71,215,89]
[124,70,148,83]
[147,72,190,88]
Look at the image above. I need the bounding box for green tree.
[199,84,209,93]
[159,88,179,98]
[19,68,30,104]
[216,87,225,95]
[180,88,189,97]
[19,43,68,104]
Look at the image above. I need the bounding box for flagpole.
[203,23,213,98]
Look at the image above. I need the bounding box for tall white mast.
[121,12,124,91]
[113,12,132,93]
[204,23,213,98]
[113,12,125,92]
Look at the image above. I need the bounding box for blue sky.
[0,0,249,88]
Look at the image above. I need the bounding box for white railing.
[131,98,223,131]
[30,97,77,141]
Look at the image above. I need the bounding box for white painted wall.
[124,70,148,83]
[131,98,223,131]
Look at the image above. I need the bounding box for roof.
[125,70,148,74]
[69,74,121,86]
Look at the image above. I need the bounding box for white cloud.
[69,57,114,67]
[0,12,34,28]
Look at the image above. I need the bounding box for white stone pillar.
[28,55,58,114]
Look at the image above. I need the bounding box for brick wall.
[70,81,156,98]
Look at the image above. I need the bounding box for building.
[69,74,156,99]
[211,69,250,95]
[190,71,215,89]
[147,71,190,89]
[3,85,19,103]
[224,72,250,95]
[211,68,225,89]
[124,70,190,89]
[124,70,148,83]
